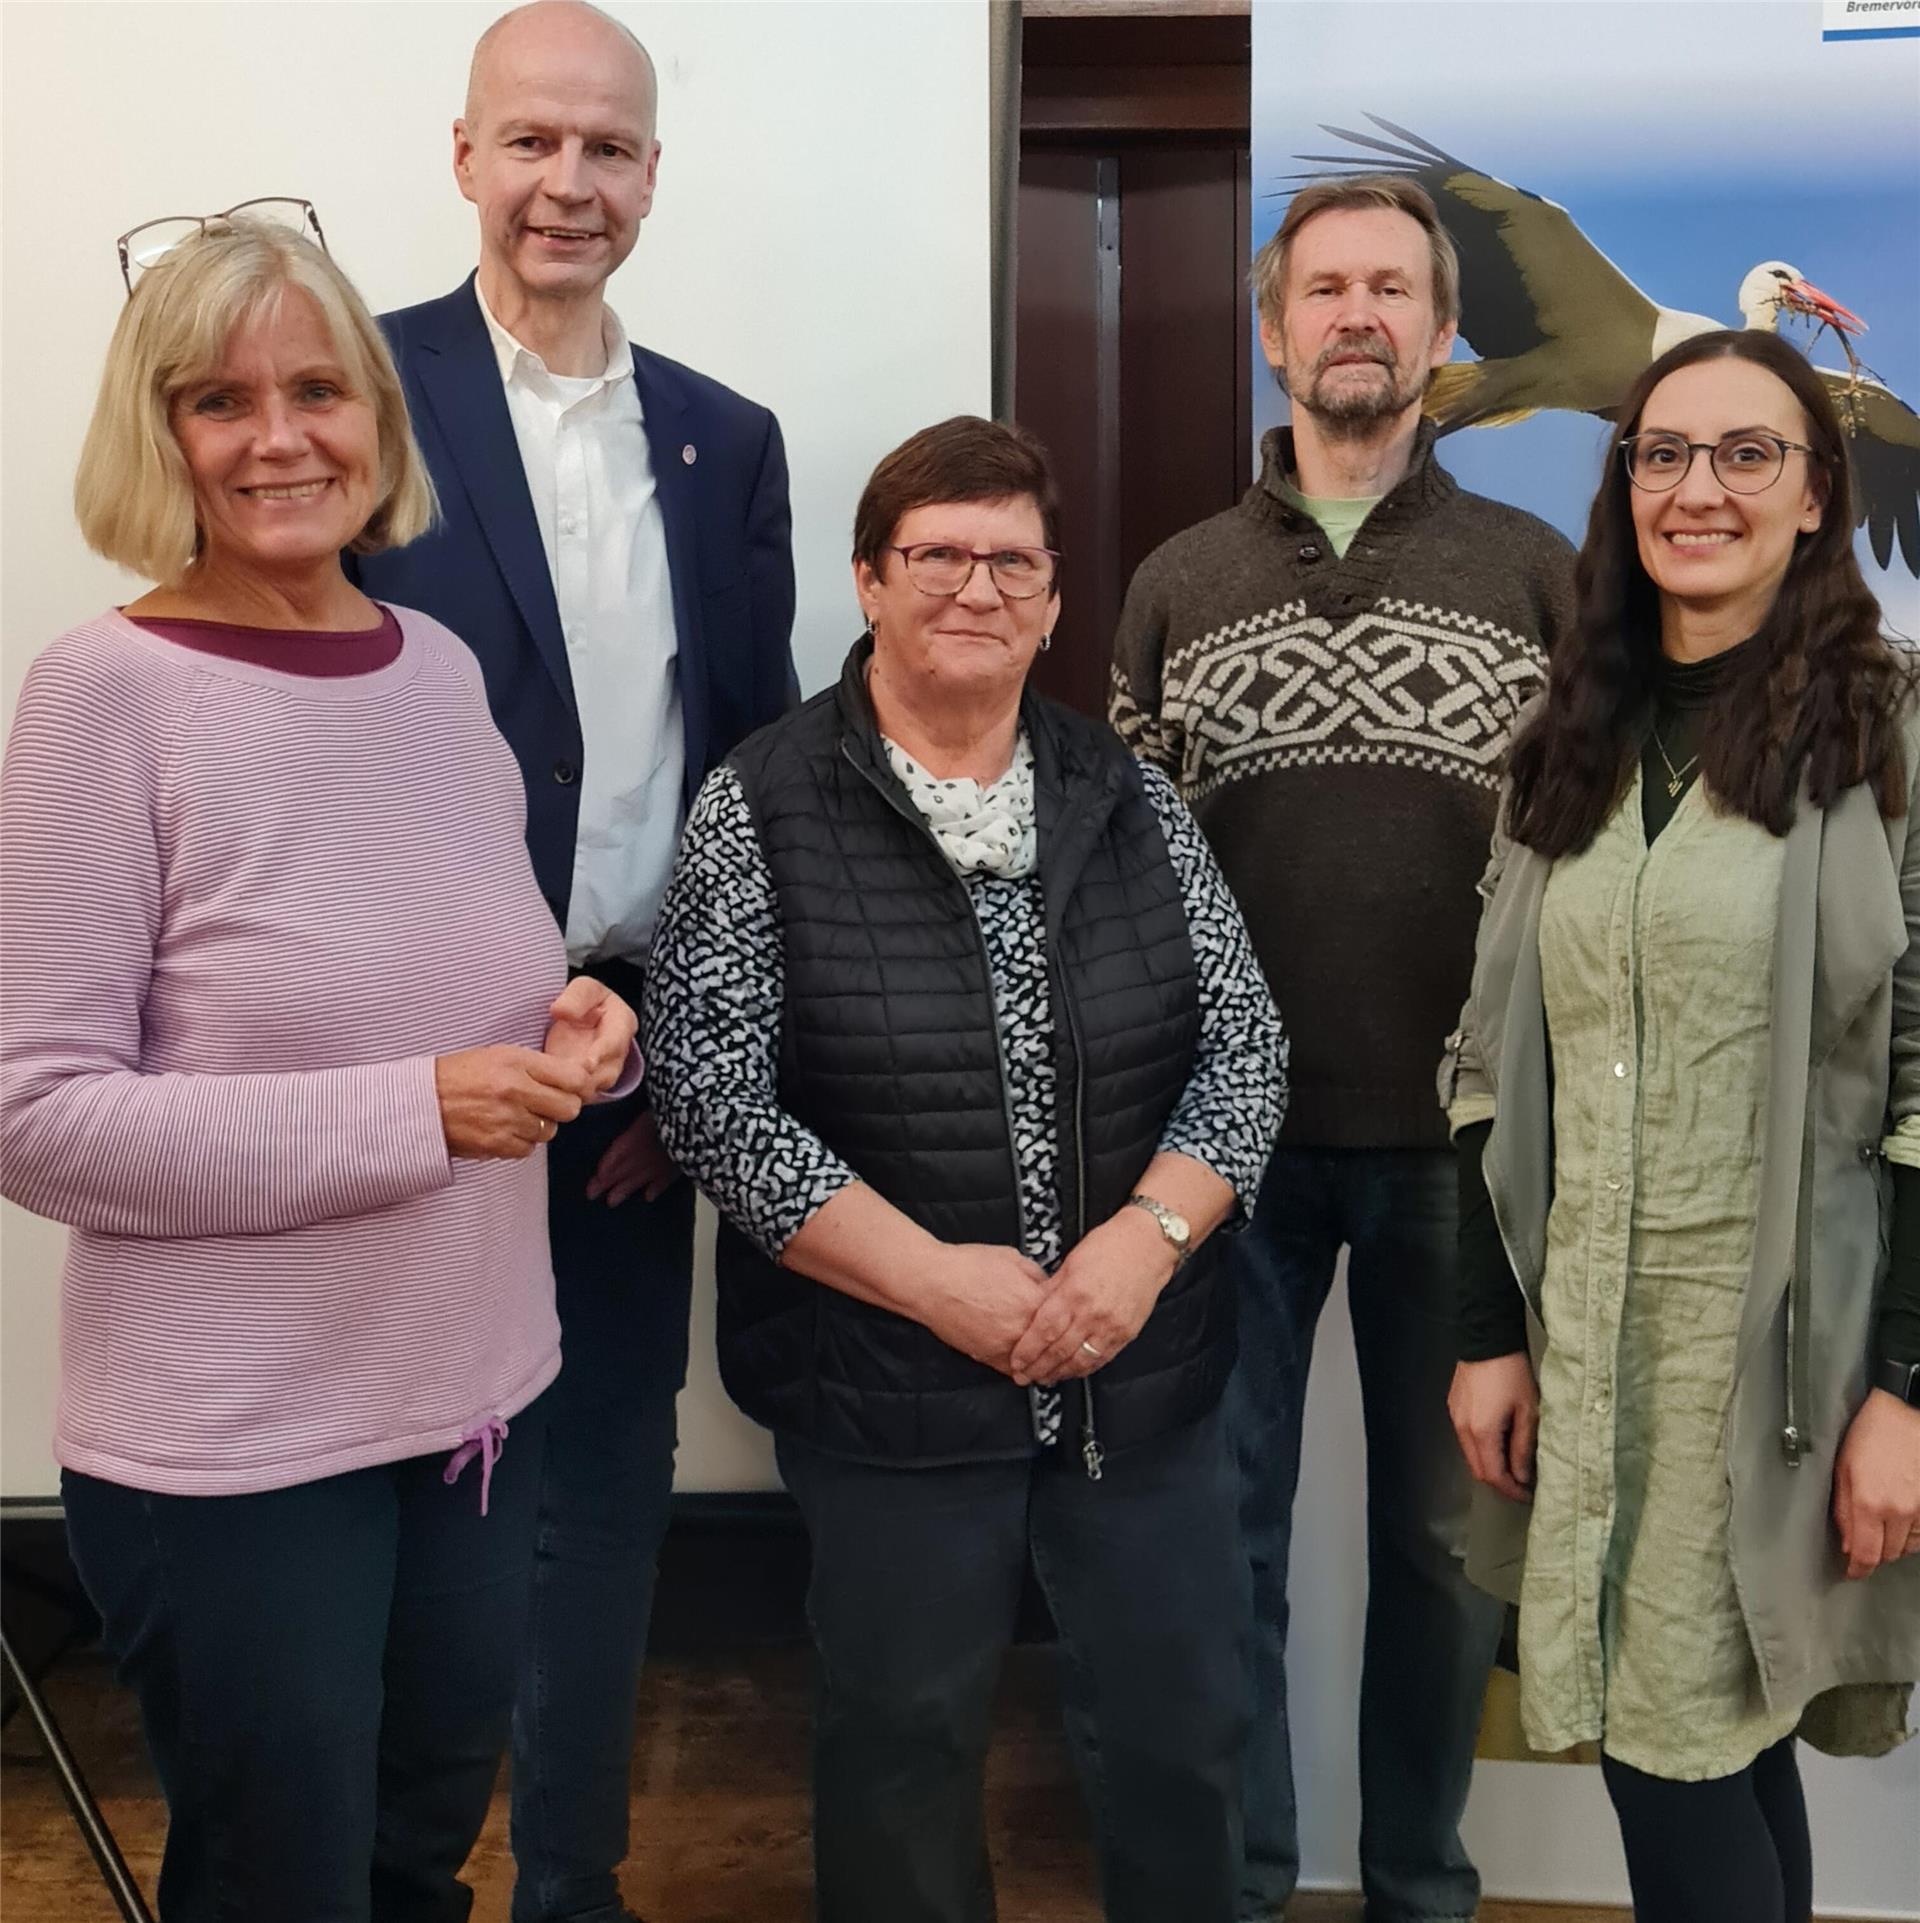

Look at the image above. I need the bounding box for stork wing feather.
[1345,116,1460,165]
[1823,372,1920,576]
[1284,117,1660,368]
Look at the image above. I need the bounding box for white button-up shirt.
[478,284,685,968]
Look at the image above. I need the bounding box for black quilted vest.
[715,640,1234,1466]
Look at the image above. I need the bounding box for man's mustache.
[1313,336,1396,374]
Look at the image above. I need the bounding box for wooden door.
[1014,14,1250,718]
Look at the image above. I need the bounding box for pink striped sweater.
[0,607,566,1495]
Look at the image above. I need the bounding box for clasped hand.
[920,1207,1180,1385]
[434,979,638,1160]
[541,976,639,1094]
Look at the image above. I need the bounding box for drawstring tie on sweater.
[443,1414,510,1515]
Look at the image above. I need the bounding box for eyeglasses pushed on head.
[115,197,328,296]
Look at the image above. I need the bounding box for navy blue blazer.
[351,276,798,929]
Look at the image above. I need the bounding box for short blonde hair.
[74,221,436,584]
[1250,175,1460,331]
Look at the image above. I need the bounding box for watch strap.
[1872,1356,1920,1408]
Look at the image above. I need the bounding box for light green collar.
[1278,476,1380,559]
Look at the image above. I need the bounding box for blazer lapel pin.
[682,443,697,466]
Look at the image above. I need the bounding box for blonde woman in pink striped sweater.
[0,217,637,1920]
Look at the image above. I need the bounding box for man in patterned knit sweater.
[1110,177,1575,1923]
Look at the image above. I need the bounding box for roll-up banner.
[1253,0,1920,636]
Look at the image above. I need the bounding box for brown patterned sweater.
[1110,421,1575,1148]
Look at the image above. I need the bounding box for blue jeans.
[510,1099,694,1923]
[62,1397,547,1923]
[776,1409,1250,1923]
[1228,1148,1502,1923]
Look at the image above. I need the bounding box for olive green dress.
[1520,753,1801,1779]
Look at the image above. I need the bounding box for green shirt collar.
[1276,476,1382,559]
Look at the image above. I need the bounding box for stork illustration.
[1288,118,1920,575]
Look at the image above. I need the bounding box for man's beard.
[1286,334,1426,440]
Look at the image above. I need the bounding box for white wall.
[0,0,991,1501]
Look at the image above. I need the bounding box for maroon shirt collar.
[126,606,403,677]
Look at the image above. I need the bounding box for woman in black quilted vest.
[642,416,1287,1923]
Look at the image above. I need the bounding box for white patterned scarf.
[883,730,1037,878]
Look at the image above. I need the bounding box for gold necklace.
[1651,724,1700,799]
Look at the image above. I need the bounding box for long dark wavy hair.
[1505,329,1912,856]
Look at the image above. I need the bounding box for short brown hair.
[74,220,436,585]
[852,417,1061,578]
[1250,175,1460,330]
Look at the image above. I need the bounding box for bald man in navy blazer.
[352,6,795,1917]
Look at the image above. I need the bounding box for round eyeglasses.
[116,198,328,296]
[891,543,1059,601]
[1620,430,1814,495]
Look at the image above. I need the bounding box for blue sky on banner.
[1251,0,1920,633]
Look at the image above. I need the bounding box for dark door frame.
[1013,7,1252,716]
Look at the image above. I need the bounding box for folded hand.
[434,1046,594,1160]
[1009,1207,1176,1387]
[543,977,638,1095]
[918,1243,1051,1376]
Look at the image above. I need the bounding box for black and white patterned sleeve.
[641,766,858,1259]
[1138,761,1288,1208]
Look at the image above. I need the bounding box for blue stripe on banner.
[1822,24,1920,35]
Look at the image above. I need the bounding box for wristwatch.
[1873,1357,1920,1408]
[1127,1193,1191,1261]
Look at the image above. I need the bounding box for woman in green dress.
[1444,329,1920,1923]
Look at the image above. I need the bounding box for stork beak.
[1785,278,1867,335]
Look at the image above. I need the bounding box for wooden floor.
[0,1641,1633,1923]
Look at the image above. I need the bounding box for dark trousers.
[510,1098,693,1923]
[60,1397,547,1923]
[776,1408,1250,1923]
[1602,1738,1812,1923]
[1226,1148,1504,1923]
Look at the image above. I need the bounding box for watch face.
[1132,1193,1191,1251]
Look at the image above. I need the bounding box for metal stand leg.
[0,1623,155,1923]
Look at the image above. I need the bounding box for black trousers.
[62,1398,547,1923]
[510,1098,693,1923]
[1601,1736,1812,1923]
[776,1407,1249,1923]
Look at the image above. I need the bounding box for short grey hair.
[1250,174,1460,329]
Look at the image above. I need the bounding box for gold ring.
[1080,1340,1102,1360]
